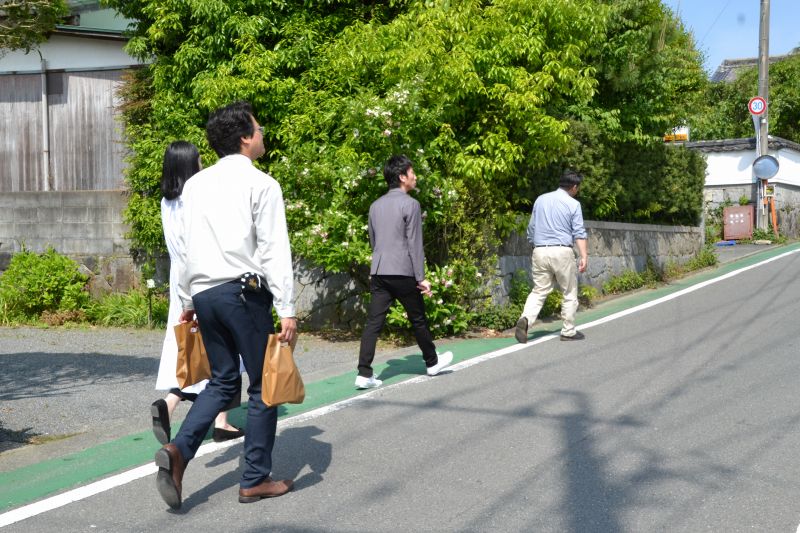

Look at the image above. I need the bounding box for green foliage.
[685,246,718,271]
[110,0,706,280]
[0,247,89,321]
[692,53,800,143]
[85,290,169,328]
[473,304,520,332]
[530,120,707,225]
[738,195,750,206]
[508,270,531,306]
[578,284,599,307]
[704,198,734,243]
[602,260,660,294]
[746,226,787,244]
[0,0,69,56]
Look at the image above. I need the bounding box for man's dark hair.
[383,154,413,189]
[559,169,584,189]
[206,101,255,157]
[161,141,200,200]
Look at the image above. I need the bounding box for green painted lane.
[1,242,797,513]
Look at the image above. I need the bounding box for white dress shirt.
[176,154,295,318]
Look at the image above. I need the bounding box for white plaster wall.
[703,148,800,187]
[0,35,140,74]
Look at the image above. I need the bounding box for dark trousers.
[358,275,438,377]
[172,281,276,489]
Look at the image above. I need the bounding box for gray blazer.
[368,188,425,281]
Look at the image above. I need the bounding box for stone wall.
[493,220,703,304]
[703,183,800,238]
[0,191,704,326]
[774,184,800,237]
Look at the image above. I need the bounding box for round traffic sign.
[748,96,767,115]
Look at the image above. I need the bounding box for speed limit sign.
[748,96,767,115]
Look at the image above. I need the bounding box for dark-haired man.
[154,101,296,509]
[355,154,453,389]
[515,170,588,343]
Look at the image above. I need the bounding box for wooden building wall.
[0,69,127,192]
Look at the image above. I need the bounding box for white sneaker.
[426,351,454,376]
[355,375,383,389]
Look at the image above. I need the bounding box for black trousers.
[172,281,277,489]
[358,275,438,377]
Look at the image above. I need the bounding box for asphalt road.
[2,246,800,531]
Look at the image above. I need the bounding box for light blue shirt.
[526,188,587,246]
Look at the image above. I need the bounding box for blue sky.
[661,0,799,75]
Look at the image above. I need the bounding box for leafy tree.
[691,52,800,143]
[0,0,69,56]
[110,0,707,303]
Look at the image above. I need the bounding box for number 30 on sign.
[748,96,767,116]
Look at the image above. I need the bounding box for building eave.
[682,136,800,153]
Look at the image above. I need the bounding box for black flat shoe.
[213,426,244,442]
[151,399,170,445]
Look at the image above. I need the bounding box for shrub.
[578,285,599,307]
[85,289,169,328]
[685,246,718,271]
[0,247,89,322]
[603,270,646,294]
[474,304,521,331]
[385,261,480,338]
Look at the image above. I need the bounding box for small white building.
[684,137,800,237]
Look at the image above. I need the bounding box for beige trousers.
[520,247,579,337]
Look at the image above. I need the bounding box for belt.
[535,244,572,247]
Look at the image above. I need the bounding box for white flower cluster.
[389,89,410,105]
[311,224,328,241]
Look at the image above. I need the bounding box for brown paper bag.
[174,322,211,388]
[261,334,305,407]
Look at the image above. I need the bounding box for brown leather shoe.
[155,443,186,509]
[238,478,294,503]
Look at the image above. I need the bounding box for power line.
[699,0,734,47]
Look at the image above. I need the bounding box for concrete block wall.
[0,191,136,293]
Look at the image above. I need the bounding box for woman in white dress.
[150,141,244,444]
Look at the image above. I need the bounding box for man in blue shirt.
[515,170,588,343]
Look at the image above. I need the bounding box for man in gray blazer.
[355,154,453,389]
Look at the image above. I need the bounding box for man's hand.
[417,279,432,297]
[278,317,297,343]
[575,239,588,273]
[179,309,195,323]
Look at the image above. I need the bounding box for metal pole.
[756,0,770,229]
[37,50,50,192]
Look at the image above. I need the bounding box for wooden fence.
[0,68,128,192]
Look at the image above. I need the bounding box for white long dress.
[155,196,207,393]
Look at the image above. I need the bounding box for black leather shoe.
[213,426,245,442]
[514,317,528,344]
[155,443,185,510]
[560,331,585,341]
[151,399,170,445]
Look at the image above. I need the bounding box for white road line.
[2,248,797,528]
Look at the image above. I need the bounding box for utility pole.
[756,0,770,230]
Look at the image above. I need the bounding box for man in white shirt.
[154,101,297,510]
